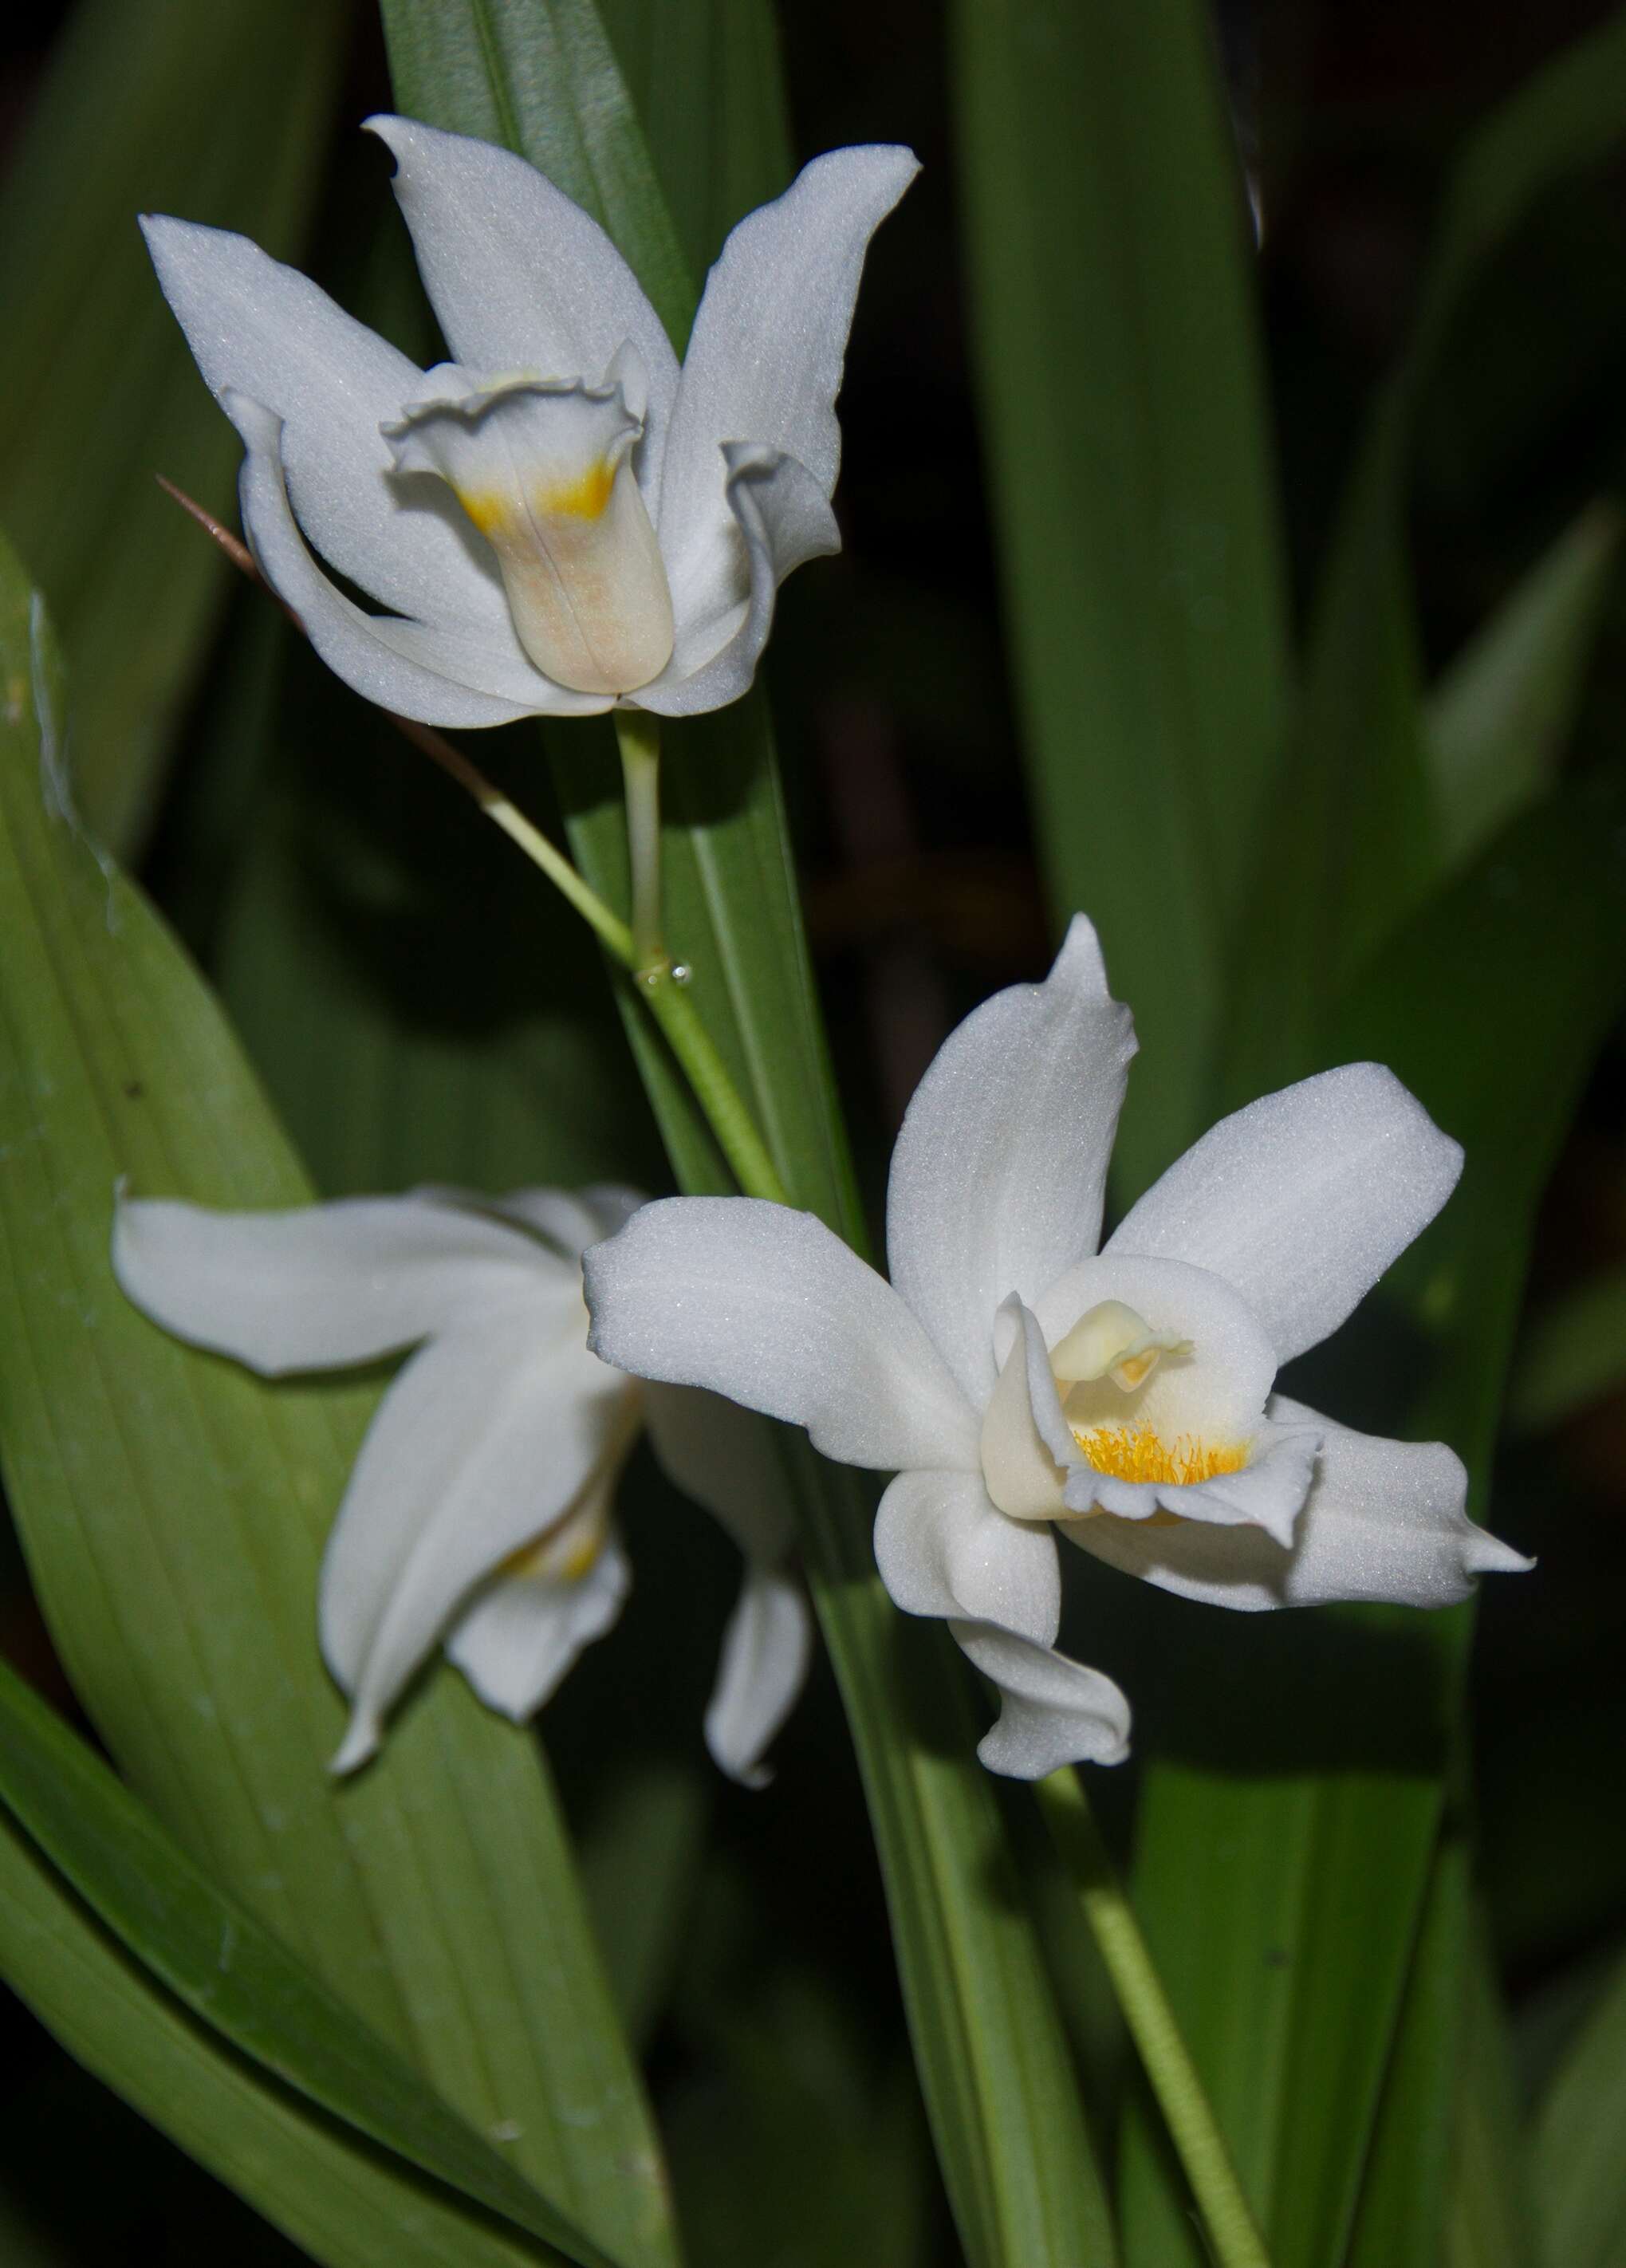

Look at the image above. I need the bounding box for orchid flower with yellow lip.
[140,116,916,723]
[583,916,1532,1778]
[113,1183,810,1783]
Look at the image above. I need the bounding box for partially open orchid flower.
[584,916,1531,1779]
[113,1183,810,1784]
[140,117,916,724]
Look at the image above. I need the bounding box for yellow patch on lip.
[458,458,616,535]
[1070,1423,1246,1489]
[499,1521,602,1585]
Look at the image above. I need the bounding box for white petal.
[322,1324,635,1770]
[140,213,508,631]
[703,1565,812,1788]
[640,445,837,715]
[490,1188,612,1257]
[1066,1393,1531,1609]
[951,1622,1132,1778]
[1034,1254,1278,1447]
[1062,1415,1320,1545]
[1106,1063,1463,1363]
[978,1299,1073,1520]
[228,395,607,723]
[387,379,674,695]
[365,116,679,498]
[583,1197,979,1474]
[656,146,916,614]
[113,1189,565,1373]
[886,916,1137,1407]
[446,1526,632,1721]
[643,1382,793,1559]
[642,1383,810,1785]
[873,1469,1061,1643]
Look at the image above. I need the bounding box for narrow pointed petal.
[885,916,1136,1407]
[1106,1063,1463,1363]
[141,214,505,631]
[445,1527,632,1724]
[874,1469,1061,1644]
[388,380,674,695]
[951,1621,1132,1777]
[656,146,917,616]
[640,445,838,715]
[584,1198,979,1474]
[114,1190,569,1373]
[704,1566,812,1788]
[227,396,607,723]
[320,1322,634,1767]
[365,116,679,494]
[1066,1393,1532,1609]
[642,1383,810,1785]
[979,1301,1073,1520]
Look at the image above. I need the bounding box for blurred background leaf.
[953,0,1289,1196]
[0,0,349,857]
[0,535,676,2268]
[0,1651,609,2266]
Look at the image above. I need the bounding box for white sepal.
[874,1468,1061,1644]
[112,1187,571,1373]
[951,1620,1132,1778]
[364,114,680,498]
[585,1197,980,1475]
[888,915,1136,1407]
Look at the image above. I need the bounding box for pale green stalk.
[1037,1767,1272,2268]
[614,709,666,974]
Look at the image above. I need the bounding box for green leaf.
[1120,764,1626,2268]
[1507,1260,1626,1435]
[0,1650,604,2268]
[951,0,1290,1193]
[1530,1943,1626,2266]
[1344,1835,1470,2268]
[1427,502,1620,872]
[1223,4,1626,1101]
[378,0,692,345]
[577,1760,709,2053]
[0,537,677,2268]
[0,1803,563,2268]
[1443,1925,1535,2268]
[0,0,348,856]
[379,11,1119,2262]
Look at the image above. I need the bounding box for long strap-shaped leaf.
[0,0,348,858]
[0,1649,605,2268]
[1120,765,1626,2266]
[1222,2,1626,1106]
[0,539,677,2268]
[0,1803,561,2268]
[378,6,1118,2261]
[952,0,1290,1197]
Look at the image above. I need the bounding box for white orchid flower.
[583,916,1531,1779]
[113,1183,810,1783]
[140,116,916,723]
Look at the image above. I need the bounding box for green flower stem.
[392,711,789,1207]
[614,708,666,975]
[636,967,791,1206]
[1036,1767,1272,2268]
